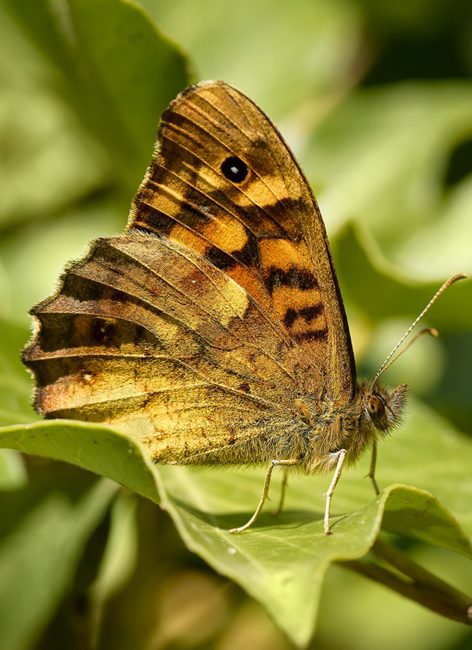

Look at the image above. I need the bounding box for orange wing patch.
[259,238,328,343]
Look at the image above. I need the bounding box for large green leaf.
[335,222,472,329]
[142,0,363,118]
[0,479,116,650]
[0,421,158,505]
[157,479,470,646]
[0,397,470,646]
[0,3,110,230]
[305,83,472,277]
[332,223,472,431]
[3,0,191,192]
[0,320,34,426]
[0,451,26,491]
[0,201,130,325]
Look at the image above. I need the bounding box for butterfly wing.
[130,81,355,402]
[23,81,356,463]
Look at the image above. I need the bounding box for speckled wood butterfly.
[23,81,464,533]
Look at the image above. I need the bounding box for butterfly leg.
[273,467,290,516]
[229,459,300,534]
[324,449,347,535]
[366,440,380,495]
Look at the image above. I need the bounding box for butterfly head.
[361,382,408,434]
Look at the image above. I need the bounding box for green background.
[0,1,471,648]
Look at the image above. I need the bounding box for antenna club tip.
[419,327,439,338]
[450,273,467,284]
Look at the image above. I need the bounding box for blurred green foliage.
[0,1,471,648]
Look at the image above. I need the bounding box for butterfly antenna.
[371,273,466,389]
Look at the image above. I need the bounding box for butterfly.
[22,81,463,534]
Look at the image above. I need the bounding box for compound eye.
[367,395,385,419]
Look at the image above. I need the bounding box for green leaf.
[157,478,470,646]
[0,450,26,491]
[308,83,472,227]
[0,421,159,505]
[305,83,472,280]
[3,0,191,191]
[0,479,115,650]
[0,201,130,324]
[0,4,109,230]
[0,320,35,426]
[330,224,472,433]
[334,222,472,329]
[143,0,363,118]
[0,398,470,646]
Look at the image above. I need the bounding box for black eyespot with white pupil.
[221,156,248,183]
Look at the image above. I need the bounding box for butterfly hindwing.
[25,232,308,462]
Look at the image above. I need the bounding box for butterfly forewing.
[130,81,355,402]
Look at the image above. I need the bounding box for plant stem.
[340,538,472,625]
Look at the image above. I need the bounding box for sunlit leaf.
[0,480,115,650]
[0,397,470,645]
[3,0,191,191]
